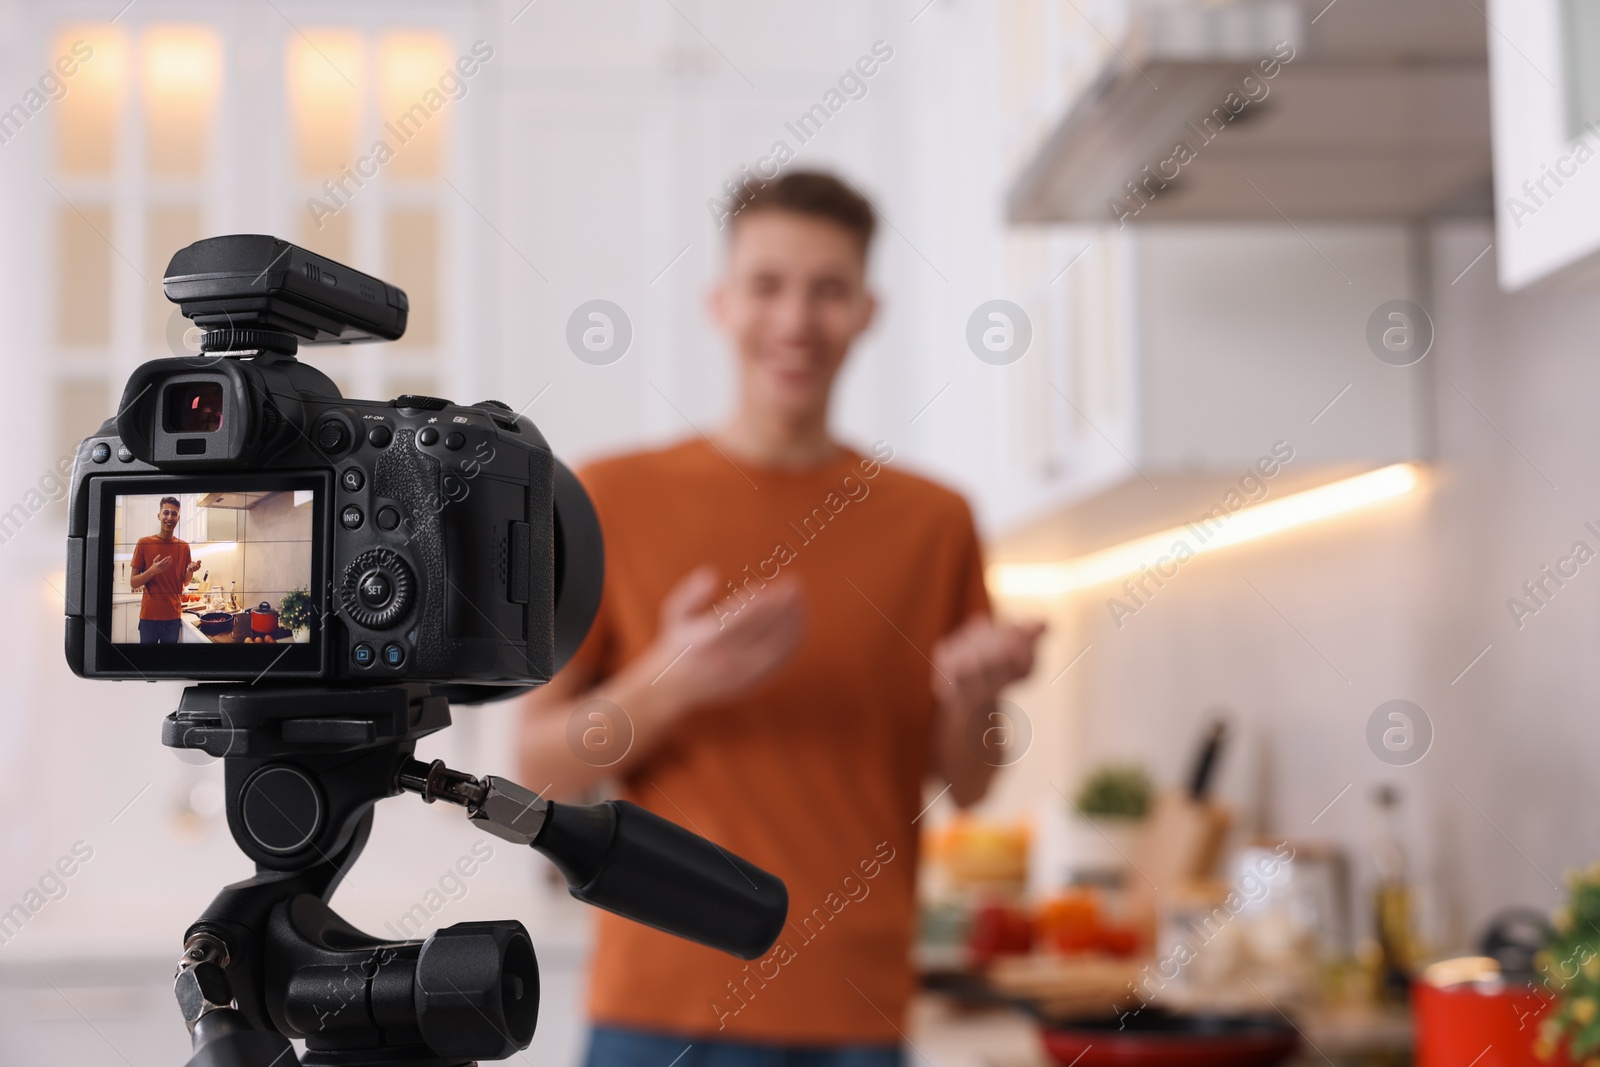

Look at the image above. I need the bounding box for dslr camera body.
[64,234,600,701]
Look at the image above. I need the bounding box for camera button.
[418,427,440,447]
[316,420,348,452]
[352,643,376,668]
[394,394,450,410]
[358,572,392,609]
[367,425,393,448]
[445,431,465,451]
[341,468,365,492]
[376,506,401,531]
[382,643,406,668]
[340,505,364,530]
[116,445,134,462]
[91,442,111,463]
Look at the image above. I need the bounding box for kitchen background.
[0,0,1596,1064]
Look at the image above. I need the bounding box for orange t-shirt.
[131,535,191,621]
[568,437,989,1045]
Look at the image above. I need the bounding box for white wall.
[972,216,1600,957]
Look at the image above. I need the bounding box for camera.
[61,236,785,1067]
[63,234,602,702]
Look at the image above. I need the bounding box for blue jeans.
[584,1026,903,1067]
[138,618,182,644]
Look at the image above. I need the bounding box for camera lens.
[163,382,225,433]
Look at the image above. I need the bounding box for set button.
[357,571,392,611]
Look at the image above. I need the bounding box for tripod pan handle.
[533,800,788,960]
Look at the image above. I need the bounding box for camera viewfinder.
[163,382,225,433]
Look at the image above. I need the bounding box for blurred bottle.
[1372,784,1418,1002]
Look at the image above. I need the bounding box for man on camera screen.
[520,172,1044,1066]
[129,495,201,645]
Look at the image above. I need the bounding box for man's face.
[711,211,876,422]
[158,503,180,534]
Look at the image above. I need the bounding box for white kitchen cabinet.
[111,599,134,643]
[1488,0,1600,289]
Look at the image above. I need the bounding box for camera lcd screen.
[111,490,315,647]
[86,474,330,679]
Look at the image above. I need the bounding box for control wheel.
[341,549,416,629]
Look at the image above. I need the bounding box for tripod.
[164,682,787,1067]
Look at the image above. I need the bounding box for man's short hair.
[730,172,876,256]
[159,496,181,510]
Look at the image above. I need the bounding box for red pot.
[1414,979,1572,1067]
[251,601,279,634]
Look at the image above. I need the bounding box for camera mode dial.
[341,548,416,630]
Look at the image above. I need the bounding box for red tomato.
[967,901,1034,967]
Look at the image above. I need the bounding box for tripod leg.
[183,1008,299,1067]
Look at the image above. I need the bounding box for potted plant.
[1067,763,1152,880]
[280,588,314,643]
[1536,865,1600,1063]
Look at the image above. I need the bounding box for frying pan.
[1039,1008,1298,1067]
[197,611,233,637]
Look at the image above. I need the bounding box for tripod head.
[165,684,788,1067]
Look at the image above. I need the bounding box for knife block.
[1131,789,1232,892]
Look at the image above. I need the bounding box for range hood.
[983,0,1470,576]
[1007,0,1491,224]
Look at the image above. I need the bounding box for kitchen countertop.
[908,996,1411,1067]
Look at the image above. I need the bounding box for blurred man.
[129,495,200,644]
[519,172,1043,1067]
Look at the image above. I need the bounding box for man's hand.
[930,615,1046,808]
[930,615,1046,716]
[186,558,202,580]
[645,565,806,717]
[146,554,173,576]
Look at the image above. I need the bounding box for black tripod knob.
[415,922,538,1059]
[268,895,539,1063]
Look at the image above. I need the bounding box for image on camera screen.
[110,490,316,646]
